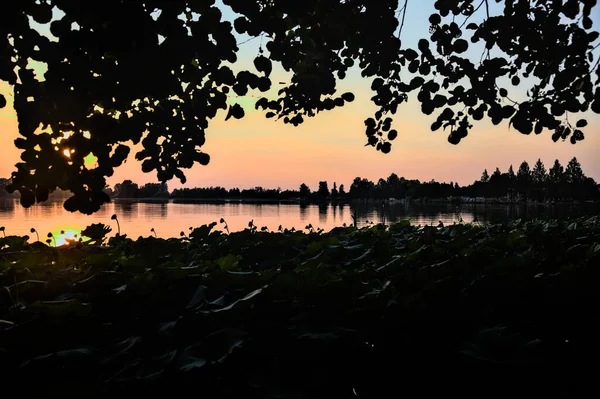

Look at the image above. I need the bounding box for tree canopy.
[1,0,599,213]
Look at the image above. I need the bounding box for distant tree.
[507,165,516,182]
[331,182,339,201]
[565,157,586,200]
[517,161,531,198]
[114,180,139,199]
[316,181,330,201]
[102,185,114,198]
[376,178,388,199]
[138,183,169,198]
[548,160,564,184]
[480,169,490,183]
[338,184,346,199]
[0,178,14,198]
[565,157,585,184]
[488,168,505,197]
[386,173,402,199]
[548,159,565,200]
[532,159,548,185]
[299,183,311,200]
[350,177,375,199]
[531,159,548,201]
[229,188,241,198]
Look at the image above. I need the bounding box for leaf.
[28,299,91,317]
[453,39,468,53]
[180,357,207,372]
[410,76,425,89]
[253,55,272,76]
[81,223,112,243]
[202,286,266,313]
[112,285,127,294]
[187,284,207,308]
[197,152,210,166]
[341,92,355,102]
[216,254,241,271]
[225,103,245,121]
[55,348,94,358]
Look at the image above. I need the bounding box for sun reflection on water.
[50,228,83,247]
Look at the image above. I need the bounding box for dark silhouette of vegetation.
[1,0,598,213]
[2,157,597,203]
[169,157,598,202]
[1,215,600,396]
[17,157,579,203]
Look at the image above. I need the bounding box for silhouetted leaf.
[225,104,245,121]
[341,93,355,102]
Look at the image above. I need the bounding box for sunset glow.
[51,228,82,247]
[0,2,598,193]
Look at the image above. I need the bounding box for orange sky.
[1,3,599,191]
[2,77,598,191]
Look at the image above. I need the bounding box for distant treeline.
[1,157,598,203]
[107,157,600,202]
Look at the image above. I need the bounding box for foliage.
[480,169,490,183]
[113,180,140,199]
[1,216,600,396]
[1,0,599,213]
[80,223,112,245]
[137,182,169,199]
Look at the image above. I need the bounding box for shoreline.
[2,196,599,206]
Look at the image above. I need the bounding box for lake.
[1,199,598,245]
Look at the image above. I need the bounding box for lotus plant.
[30,228,39,242]
[111,214,120,236]
[219,218,230,234]
[151,228,157,238]
[47,232,56,247]
[0,226,5,237]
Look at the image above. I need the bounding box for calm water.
[1,199,598,245]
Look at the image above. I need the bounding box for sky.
[1,1,599,192]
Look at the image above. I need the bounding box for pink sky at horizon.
[1,3,599,192]
[2,81,599,192]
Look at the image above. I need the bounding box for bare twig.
[459,0,486,29]
[237,35,261,47]
[397,0,409,39]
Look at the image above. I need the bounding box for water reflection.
[0,199,15,213]
[115,201,136,218]
[0,199,598,240]
[318,203,328,225]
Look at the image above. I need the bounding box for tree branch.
[397,0,409,39]
[459,0,486,29]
